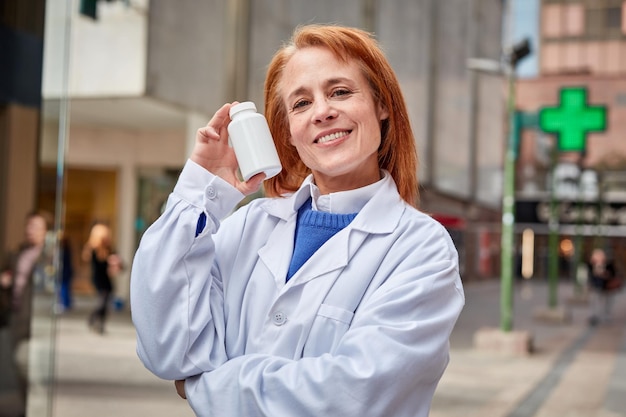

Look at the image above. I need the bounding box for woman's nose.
[311,99,337,123]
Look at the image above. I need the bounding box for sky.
[510,0,540,78]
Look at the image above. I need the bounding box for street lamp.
[500,38,531,332]
[467,37,531,333]
[466,58,504,74]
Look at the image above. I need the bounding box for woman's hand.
[175,379,186,399]
[191,103,266,196]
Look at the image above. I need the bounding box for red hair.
[263,24,419,206]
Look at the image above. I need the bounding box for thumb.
[237,172,267,195]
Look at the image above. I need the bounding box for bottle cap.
[229,101,257,118]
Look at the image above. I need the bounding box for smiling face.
[280,46,389,194]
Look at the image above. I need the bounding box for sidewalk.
[51,299,194,417]
[4,278,626,417]
[432,279,626,417]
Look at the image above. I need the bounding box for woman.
[82,223,114,334]
[131,24,464,417]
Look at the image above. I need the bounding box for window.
[606,6,622,28]
[542,3,584,39]
[586,2,624,38]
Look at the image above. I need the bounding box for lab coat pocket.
[302,303,353,357]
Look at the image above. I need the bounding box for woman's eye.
[332,88,351,97]
[292,99,310,110]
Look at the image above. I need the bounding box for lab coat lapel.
[257,173,405,288]
[286,173,405,286]
[286,226,357,286]
[258,217,295,288]
[256,192,355,288]
[256,192,303,288]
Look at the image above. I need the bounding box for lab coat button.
[205,186,217,199]
[272,311,286,326]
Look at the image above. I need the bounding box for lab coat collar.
[260,170,406,235]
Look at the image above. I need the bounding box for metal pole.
[547,144,559,308]
[500,65,516,332]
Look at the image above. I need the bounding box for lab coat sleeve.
[130,159,245,381]
[183,232,464,417]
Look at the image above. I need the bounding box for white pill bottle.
[228,101,282,181]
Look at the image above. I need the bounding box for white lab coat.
[131,160,464,417]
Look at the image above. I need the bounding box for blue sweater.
[286,199,358,281]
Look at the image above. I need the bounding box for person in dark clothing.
[0,211,52,416]
[587,248,621,325]
[82,223,115,334]
[56,235,74,313]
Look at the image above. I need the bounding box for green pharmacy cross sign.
[539,87,607,152]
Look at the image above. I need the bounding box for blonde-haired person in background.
[82,223,116,334]
[131,24,464,417]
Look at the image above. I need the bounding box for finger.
[238,172,266,195]
[198,103,232,142]
[175,380,187,399]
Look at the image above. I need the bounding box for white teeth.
[317,131,349,144]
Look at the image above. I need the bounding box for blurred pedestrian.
[1,211,52,350]
[0,211,52,415]
[56,233,74,313]
[82,223,115,334]
[587,248,622,325]
[132,24,464,417]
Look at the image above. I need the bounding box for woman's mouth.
[315,130,351,144]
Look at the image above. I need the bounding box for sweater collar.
[261,170,405,234]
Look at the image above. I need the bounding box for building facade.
[515,0,626,279]
[0,0,45,259]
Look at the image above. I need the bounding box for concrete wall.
[42,0,148,98]
[146,0,229,115]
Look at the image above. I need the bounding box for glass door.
[26,0,74,415]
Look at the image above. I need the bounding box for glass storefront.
[27,0,75,415]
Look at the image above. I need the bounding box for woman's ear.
[377,102,389,121]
